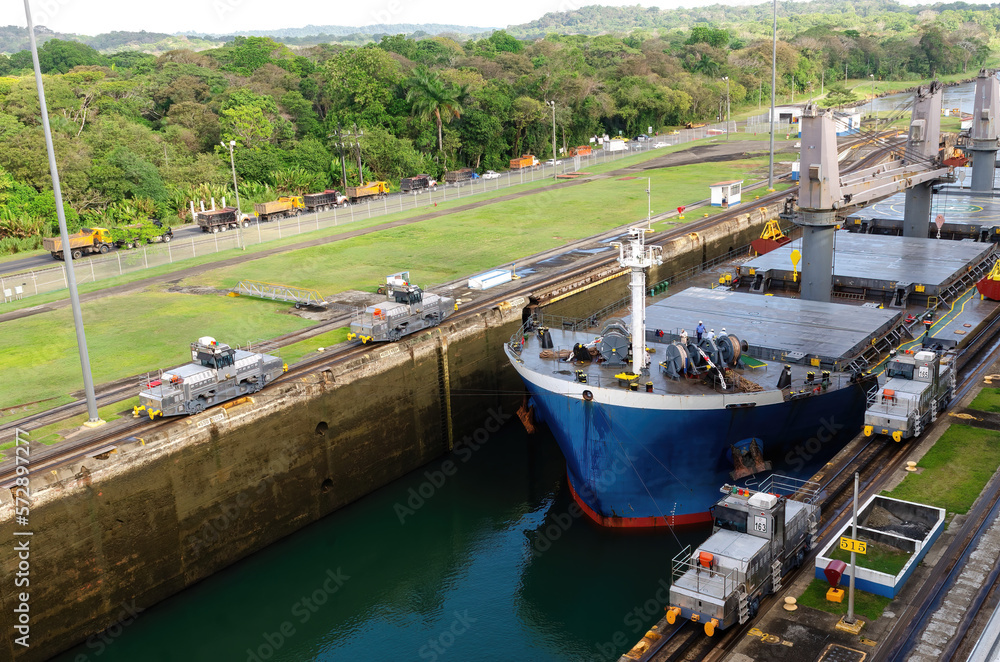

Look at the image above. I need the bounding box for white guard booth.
[709,180,743,208]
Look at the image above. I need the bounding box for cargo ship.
[505,228,893,528]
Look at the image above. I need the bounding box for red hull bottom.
[567,476,713,529]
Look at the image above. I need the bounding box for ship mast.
[617,227,662,374]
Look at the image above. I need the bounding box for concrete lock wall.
[0,303,525,662]
[0,204,782,660]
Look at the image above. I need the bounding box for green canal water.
[55,423,706,662]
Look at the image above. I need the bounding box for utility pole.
[24,0,102,425]
[768,0,777,190]
[222,140,244,250]
[332,124,365,187]
[870,74,876,123]
[333,123,348,188]
[646,177,651,229]
[353,123,364,186]
[723,76,730,140]
[548,100,557,178]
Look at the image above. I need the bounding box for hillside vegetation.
[0,0,995,254]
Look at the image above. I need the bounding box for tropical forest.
[0,0,997,253]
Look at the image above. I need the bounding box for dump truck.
[567,145,592,157]
[253,196,305,221]
[43,227,115,260]
[444,168,474,184]
[401,175,435,192]
[302,190,346,212]
[196,207,243,233]
[509,155,539,170]
[345,181,390,203]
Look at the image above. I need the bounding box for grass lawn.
[190,159,780,294]
[17,396,142,446]
[883,424,1000,515]
[969,387,1000,413]
[278,328,350,365]
[829,539,911,576]
[797,578,892,622]
[0,291,312,410]
[0,394,75,428]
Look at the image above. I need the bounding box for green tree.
[823,83,858,107]
[405,66,464,153]
[35,40,108,74]
[221,104,274,148]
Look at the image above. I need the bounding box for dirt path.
[0,142,764,325]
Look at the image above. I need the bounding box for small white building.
[833,109,861,136]
[767,105,805,124]
[710,180,743,208]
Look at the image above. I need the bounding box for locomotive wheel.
[388,329,402,342]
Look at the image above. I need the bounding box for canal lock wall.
[0,199,782,660]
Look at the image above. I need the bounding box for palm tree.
[406,66,464,153]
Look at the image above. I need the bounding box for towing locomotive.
[134,337,286,419]
[863,338,957,441]
[666,476,819,636]
[347,277,454,344]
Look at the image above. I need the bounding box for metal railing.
[671,544,741,598]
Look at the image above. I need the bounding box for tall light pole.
[24,0,101,424]
[768,0,778,190]
[722,76,730,140]
[222,140,244,249]
[548,100,557,178]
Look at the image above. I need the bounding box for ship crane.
[615,227,662,374]
[795,82,953,301]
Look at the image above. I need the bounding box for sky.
[2,0,992,37]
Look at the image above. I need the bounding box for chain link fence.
[1,122,744,303]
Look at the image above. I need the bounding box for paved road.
[0,139,783,317]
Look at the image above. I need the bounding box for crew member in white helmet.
[706,328,716,341]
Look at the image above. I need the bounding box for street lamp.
[768,0,777,190]
[722,76,730,141]
[548,100,557,178]
[869,74,875,124]
[221,139,244,249]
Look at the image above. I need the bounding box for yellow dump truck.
[509,155,539,169]
[253,196,304,221]
[43,227,115,260]
[345,181,390,203]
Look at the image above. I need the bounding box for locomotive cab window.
[713,508,747,533]
[886,361,914,379]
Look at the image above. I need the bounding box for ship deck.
[514,287,904,397]
[846,186,1000,238]
[645,287,901,365]
[739,233,994,297]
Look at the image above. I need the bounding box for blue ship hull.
[521,372,878,528]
